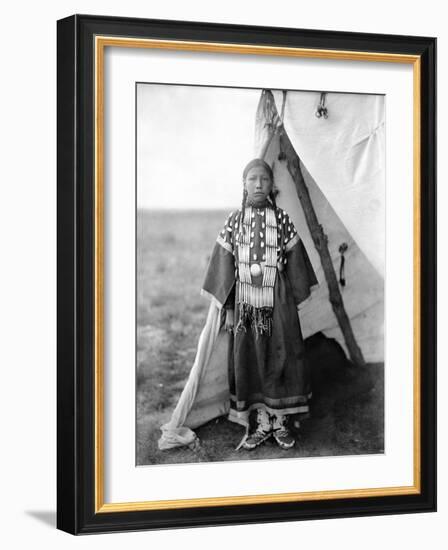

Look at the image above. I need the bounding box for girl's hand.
[225,309,234,332]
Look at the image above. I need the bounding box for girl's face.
[244,165,273,205]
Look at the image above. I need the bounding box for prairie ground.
[136,209,384,465]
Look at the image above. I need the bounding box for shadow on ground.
[137,333,384,465]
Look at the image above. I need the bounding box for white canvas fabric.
[158,303,229,450]
[255,89,384,362]
[262,135,384,362]
[271,90,385,278]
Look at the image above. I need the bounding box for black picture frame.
[57,14,436,535]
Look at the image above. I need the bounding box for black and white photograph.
[0,0,441,542]
[136,83,385,466]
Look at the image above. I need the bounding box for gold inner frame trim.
[94,35,421,514]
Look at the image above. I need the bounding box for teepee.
[158,88,385,450]
[256,89,384,365]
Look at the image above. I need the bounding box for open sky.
[137,83,261,210]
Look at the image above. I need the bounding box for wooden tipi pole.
[278,129,366,367]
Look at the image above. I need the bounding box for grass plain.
[136,209,384,465]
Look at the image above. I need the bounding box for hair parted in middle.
[238,158,278,244]
[242,158,274,182]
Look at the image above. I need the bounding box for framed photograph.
[57,14,436,534]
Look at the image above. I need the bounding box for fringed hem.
[228,401,310,427]
[230,391,312,409]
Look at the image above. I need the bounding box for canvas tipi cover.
[256,89,384,363]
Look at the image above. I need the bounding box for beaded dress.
[202,202,318,427]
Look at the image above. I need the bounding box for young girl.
[202,158,318,450]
